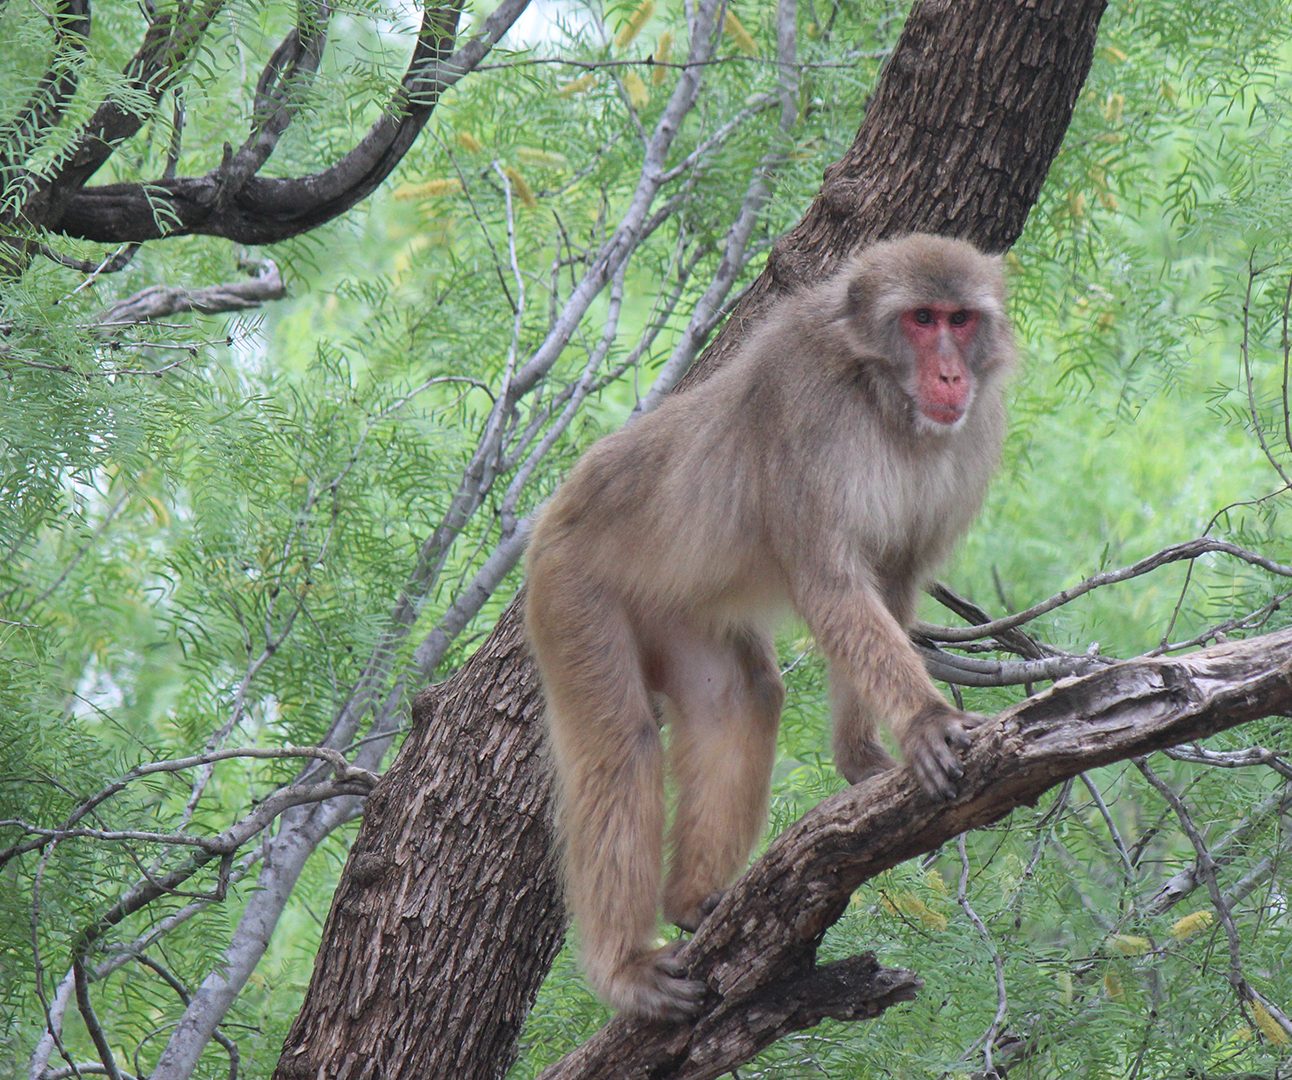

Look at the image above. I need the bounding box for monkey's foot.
[901,705,985,801]
[837,738,899,785]
[598,941,707,1021]
[669,890,724,933]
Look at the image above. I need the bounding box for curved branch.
[48,0,532,243]
[542,628,1292,1079]
[922,538,1292,645]
[222,0,333,188]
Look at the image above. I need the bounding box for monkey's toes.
[612,943,707,1021]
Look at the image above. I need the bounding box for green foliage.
[4,0,1292,1076]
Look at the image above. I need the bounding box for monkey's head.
[840,234,1014,435]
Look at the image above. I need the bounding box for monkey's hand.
[900,704,985,801]
[604,941,707,1022]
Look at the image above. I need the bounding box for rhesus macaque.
[525,234,1016,1020]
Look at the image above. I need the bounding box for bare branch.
[956,834,1008,1076]
[1,747,376,868]
[95,259,285,326]
[1239,254,1292,486]
[920,538,1292,644]
[1137,759,1292,1042]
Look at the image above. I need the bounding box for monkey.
[524,233,1016,1021]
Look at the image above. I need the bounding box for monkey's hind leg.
[659,628,784,933]
[541,608,706,1021]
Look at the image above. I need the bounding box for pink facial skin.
[899,305,981,425]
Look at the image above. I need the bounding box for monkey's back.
[526,365,773,628]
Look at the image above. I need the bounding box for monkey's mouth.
[919,404,965,426]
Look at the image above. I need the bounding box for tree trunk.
[275,2,1109,1077]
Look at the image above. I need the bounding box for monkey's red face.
[899,305,980,427]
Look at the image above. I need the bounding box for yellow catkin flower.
[456,131,483,153]
[882,892,947,931]
[1108,934,1150,957]
[723,10,757,55]
[652,30,672,85]
[517,146,568,169]
[623,71,650,109]
[614,0,654,49]
[1096,310,1116,332]
[1102,44,1128,62]
[1104,970,1124,1001]
[1104,92,1125,124]
[923,868,949,896]
[394,178,463,199]
[559,74,596,96]
[1069,191,1087,219]
[1252,1000,1291,1046]
[502,166,537,208]
[1170,910,1214,940]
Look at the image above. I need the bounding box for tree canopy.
[3,0,1292,1077]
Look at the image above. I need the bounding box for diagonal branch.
[0,0,91,177]
[542,628,1292,1079]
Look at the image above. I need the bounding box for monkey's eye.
[913,308,934,325]
[949,310,970,326]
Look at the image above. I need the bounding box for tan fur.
[525,234,1016,1019]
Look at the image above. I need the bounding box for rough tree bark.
[275,1,1110,1078]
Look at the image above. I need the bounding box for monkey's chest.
[848,449,982,566]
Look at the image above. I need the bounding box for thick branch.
[46,0,531,243]
[542,628,1292,1078]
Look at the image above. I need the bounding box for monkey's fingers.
[903,708,976,801]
